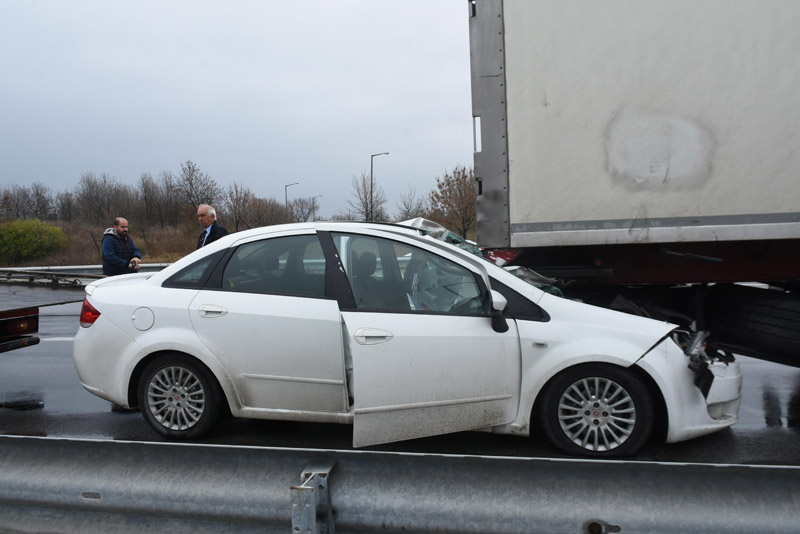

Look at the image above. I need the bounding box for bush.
[0,219,67,264]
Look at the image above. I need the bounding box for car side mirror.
[489,290,509,333]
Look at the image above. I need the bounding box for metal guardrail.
[0,435,798,533]
[0,264,169,287]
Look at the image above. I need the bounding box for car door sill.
[355,394,513,415]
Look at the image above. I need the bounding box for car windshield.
[504,266,563,297]
[400,218,562,296]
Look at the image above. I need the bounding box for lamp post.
[284,182,299,210]
[369,152,389,221]
[311,195,322,222]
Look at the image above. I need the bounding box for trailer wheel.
[706,284,800,366]
[537,364,654,457]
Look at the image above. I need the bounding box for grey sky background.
[0,1,474,219]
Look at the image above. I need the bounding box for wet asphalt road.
[1,284,799,465]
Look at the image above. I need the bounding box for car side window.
[490,277,550,322]
[163,250,226,289]
[221,234,325,297]
[331,232,486,315]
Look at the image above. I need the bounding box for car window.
[301,238,326,275]
[490,277,550,322]
[163,250,225,289]
[331,232,486,315]
[221,234,325,297]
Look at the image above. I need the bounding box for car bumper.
[72,315,142,407]
[636,338,742,444]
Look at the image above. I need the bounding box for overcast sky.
[0,0,474,219]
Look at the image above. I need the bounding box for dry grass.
[18,224,100,266]
[138,225,197,263]
[11,222,200,267]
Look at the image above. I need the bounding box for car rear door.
[325,230,521,447]
[189,231,348,414]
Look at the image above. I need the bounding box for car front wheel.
[138,354,223,439]
[538,364,654,457]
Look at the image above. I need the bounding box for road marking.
[41,337,75,342]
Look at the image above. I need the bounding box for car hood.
[538,291,676,350]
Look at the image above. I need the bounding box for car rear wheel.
[138,354,223,439]
[538,364,654,457]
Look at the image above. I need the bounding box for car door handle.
[198,304,228,318]
[354,328,393,345]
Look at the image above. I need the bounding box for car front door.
[189,232,348,414]
[326,231,521,447]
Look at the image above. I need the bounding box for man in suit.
[196,204,229,249]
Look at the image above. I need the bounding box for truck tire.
[706,284,800,367]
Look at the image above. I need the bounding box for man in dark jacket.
[101,217,142,276]
[196,204,228,249]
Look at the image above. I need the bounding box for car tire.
[537,364,654,457]
[138,354,223,440]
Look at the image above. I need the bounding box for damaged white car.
[73,221,741,456]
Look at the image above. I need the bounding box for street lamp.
[369,152,389,221]
[284,182,299,210]
[311,195,322,222]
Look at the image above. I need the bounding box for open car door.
[327,230,521,447]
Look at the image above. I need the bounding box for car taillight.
[79,299,101,328]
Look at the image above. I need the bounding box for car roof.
[218,220,425,243]
[146,221,429,280]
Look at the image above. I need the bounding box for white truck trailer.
[468,0,800,366]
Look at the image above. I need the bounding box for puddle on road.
[0,398,45,411]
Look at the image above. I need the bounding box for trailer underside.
[505,239,800,367]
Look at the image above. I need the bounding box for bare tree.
[428,166,477,238]
[74,172,136,254]
[347,171,388,222]
[222,182,256,231]
[395,185,429,221]
[136,173,159,229]
[0,190,13,221]
[177,160,222,210]
[55,191,76,222]
[290,196,317,223]
[137,172,182,230]
[157,172,183,228]
[0,183,55,220]
[248,197,291,227]
[0,185,31,219]
[222,182,292,229]
[75,173,118,225]
[330,211,358,222]
[28,182,54,220]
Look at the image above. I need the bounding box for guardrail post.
[291,463,336,534]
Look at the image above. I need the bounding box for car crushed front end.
[635,330,742,443]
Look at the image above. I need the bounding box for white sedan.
[73,222,741,457]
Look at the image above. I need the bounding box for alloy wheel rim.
[557,376,636,451]
[147,366,206,431]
